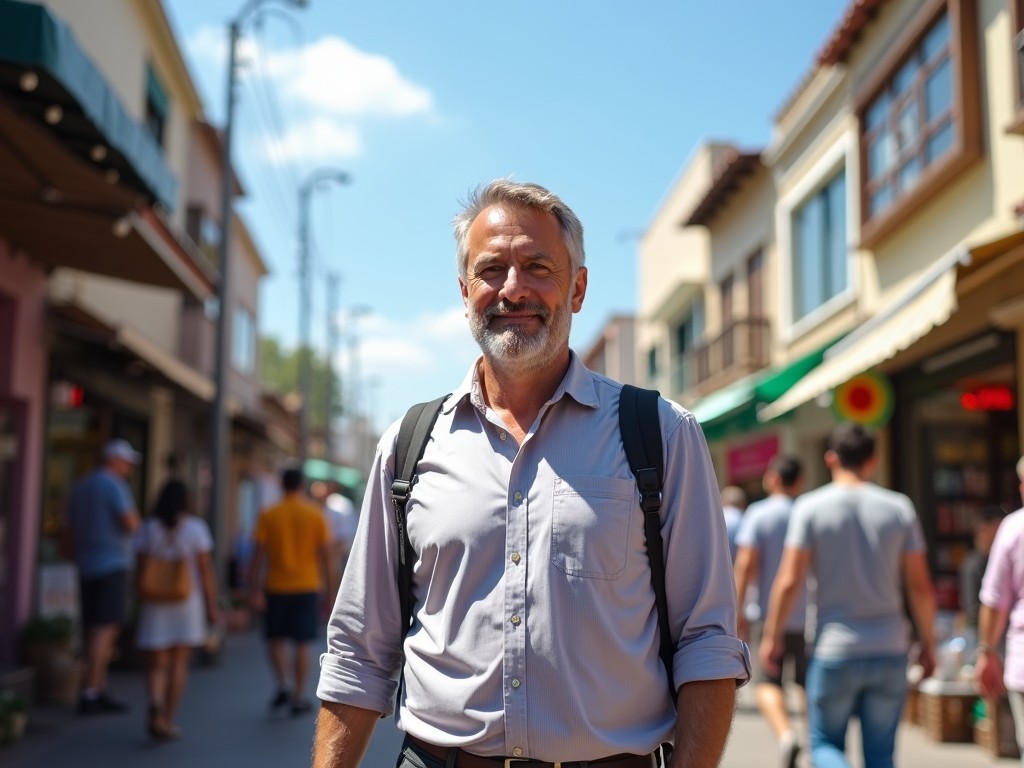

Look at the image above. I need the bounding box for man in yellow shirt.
[249,467,331,715]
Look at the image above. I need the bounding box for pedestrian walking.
[975,455,1024,756]
[733,454,806,768]
[960,505,1007,634]
[761,423,937,768]
[249,467,330,717]
[722,485,747,562]
[134,479,220,740]
[66,438,142,715]
[314,179,750,768]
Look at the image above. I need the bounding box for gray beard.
[468,297,572,370]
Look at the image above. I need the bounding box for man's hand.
[759,636,781,679]
[976,650,1005,700]
[249,589,266,613]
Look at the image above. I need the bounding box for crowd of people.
[59,179,1024,768]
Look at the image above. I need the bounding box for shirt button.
[513,491,522,501]
[499,431,507,441]
[512,747,524,757]
[510,552,521,564]
[510,615,521,626]
[511,678,521,688]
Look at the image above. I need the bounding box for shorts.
[79,570,130,627]
[752,623,808,688]
[263,592,319,642]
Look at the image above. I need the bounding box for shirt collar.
[442,350,600,415]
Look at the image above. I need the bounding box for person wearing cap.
[67,438,142,714]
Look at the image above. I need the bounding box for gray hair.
[452,179,585,280]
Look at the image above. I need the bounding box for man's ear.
[571,266,588,313]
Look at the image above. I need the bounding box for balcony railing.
[685,317,771,391]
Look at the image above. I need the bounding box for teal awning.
[692,340,839,442]
[303,458,364,491]
[0,0,177,207]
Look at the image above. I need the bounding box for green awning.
[0,0,177,207]
[693,339,840,442]
[303,458,364,490]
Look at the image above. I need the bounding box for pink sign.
[726,434,779,483]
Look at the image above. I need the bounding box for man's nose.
[500,267,529,303]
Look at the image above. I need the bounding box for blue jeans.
[805,655,907,768]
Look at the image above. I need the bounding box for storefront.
[893,331,1020,611]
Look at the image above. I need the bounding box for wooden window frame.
[856,0,982,248]
[1010,0,1024,134]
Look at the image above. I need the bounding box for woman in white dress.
[134,480,220,739]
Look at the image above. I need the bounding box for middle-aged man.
[66,438,142,715]
[760,423,936,768]
[733,455,806,768]
[975,456,1024,757]
[314,180,750,768]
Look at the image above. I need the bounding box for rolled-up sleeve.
[317,426,405,715]
[661,410,751,688]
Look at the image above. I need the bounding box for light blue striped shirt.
[318,353,750,761]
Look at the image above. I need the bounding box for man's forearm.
[312,700,381,768]
[670,678,736,768]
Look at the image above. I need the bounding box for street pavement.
[2,627,1019,767]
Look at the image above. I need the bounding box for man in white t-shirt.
[324,491,357,590]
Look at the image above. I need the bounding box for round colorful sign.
[832,370,894,426]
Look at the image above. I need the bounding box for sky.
[164,0,849,436]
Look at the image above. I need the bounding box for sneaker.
[269,687,290,713]
[94,691,129,713]
[290,699,312,716]
[779,736,800,768]
[79,691,128,715]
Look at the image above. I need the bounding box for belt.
[407,736,659,768]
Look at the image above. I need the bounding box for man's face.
[459,204,587,368]
[110,457,134,478]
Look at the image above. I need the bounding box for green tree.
[259,336,343,432]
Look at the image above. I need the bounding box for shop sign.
[960,385,1014,411]
[726,434,779,483]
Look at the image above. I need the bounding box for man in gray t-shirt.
[760,423,936,768]
[734,455,805,768]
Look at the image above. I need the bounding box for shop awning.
[691,341,836,442]
[0,2,215,298]
[758,241,974,422]
[303,458,364,490]
[0,0,176,206]
[50,299,215,403]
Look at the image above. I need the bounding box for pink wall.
[0,238,49,651]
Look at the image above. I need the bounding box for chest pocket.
[551,475,636,579]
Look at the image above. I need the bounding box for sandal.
[147,704,165,739]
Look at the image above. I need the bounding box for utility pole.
[325,271,340,462]
[297,168,349,467]
[210,0,307,588]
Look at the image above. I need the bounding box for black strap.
[391,394,449,640]
[619,384,674,703]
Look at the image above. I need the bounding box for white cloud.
[266,37,433,117]
[355,306,477,378]
[260,118,361,163]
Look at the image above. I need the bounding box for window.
[720,274,735,368]
[857,0,981,244]
[792,171,847,322]
[747,250,766,362]
[145,64,169,147]
[186,205,222,270]
[232,305,256,374]
[672,299,704,393]
[646,347,659,386]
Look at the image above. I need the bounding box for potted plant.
[19,615,80,708]
[0,690,28,745]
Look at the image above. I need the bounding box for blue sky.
[164,0,849,434]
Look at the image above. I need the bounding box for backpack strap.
[619,384,675,703]
[391,394,449,641]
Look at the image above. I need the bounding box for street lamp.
[210,0,307,587]
[297,168,350,466]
